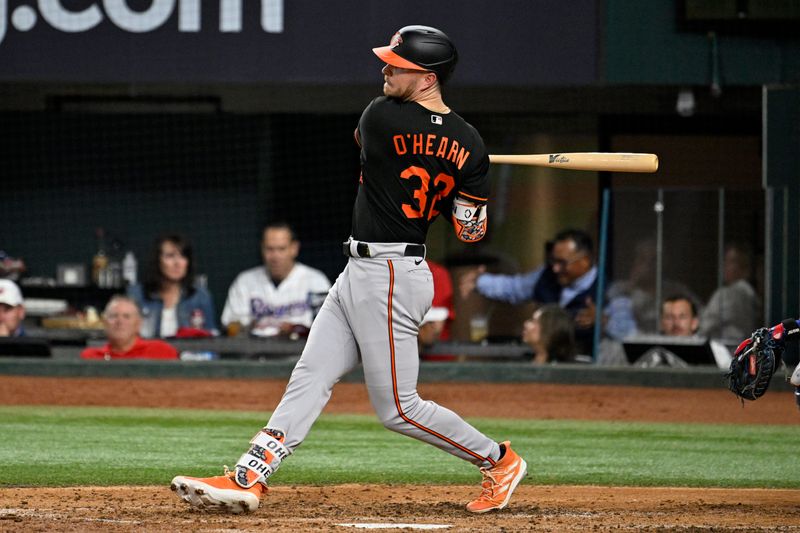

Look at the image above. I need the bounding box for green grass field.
[0,405,797,489]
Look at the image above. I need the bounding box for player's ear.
[422,71,439,90]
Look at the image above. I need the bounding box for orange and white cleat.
[171,468,264,514]
[171,428,289,514]
[466,441,527,513]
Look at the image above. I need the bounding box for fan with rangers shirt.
[221,222,331,337]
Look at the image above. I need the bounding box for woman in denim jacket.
[128,234,219,338]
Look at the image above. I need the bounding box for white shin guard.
[233,428,290,488]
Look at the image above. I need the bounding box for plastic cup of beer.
[469,315,489,343]
[227,322,242,337]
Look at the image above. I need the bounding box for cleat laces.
[476,467,499,500]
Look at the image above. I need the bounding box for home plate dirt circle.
[336,524,452,529]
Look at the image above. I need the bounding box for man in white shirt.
[222,223,331,338]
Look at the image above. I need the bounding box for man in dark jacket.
[460,229,598,354]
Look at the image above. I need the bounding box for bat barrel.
[489,152,659,173]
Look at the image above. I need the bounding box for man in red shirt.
[81,296,178,360]
[419,259,456,360]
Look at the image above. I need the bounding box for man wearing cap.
[171,25,526,515]
[0,279,26,337]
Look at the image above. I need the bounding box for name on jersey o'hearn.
[392,133,472,170]
[0,0,284,47]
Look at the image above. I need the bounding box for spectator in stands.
[0,279,25,337]
[427,260,456,336]
[418,307,449,354]
[660,294,700,337]
[418,259,455,359]
[460,228,598,354]
[0,251,26,280]
[221,222,331,338]
[653,294,731,369]
[699,243,760,341]
[605,238,701,339]
[521,304,577,364]
[599,293,726,367]
[81,296,178,359]
[128,234,218,338]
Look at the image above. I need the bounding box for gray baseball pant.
[267,251,500,468]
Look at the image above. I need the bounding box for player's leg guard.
[171,428,289,514]
[232,428,290,489]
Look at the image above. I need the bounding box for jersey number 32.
[400,166,455,221]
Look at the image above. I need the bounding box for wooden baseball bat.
[489,152,658,173]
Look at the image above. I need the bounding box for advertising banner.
[0,0,597,85]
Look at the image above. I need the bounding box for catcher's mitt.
[726,328,782,402]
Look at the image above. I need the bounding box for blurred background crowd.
[2,0,799,367]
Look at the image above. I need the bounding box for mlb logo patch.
[431,115,443,125]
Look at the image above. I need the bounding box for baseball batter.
[172,25,527,515]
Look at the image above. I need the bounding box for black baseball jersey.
[351,96,490,244]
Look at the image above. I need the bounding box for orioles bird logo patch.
[390,32,403,48]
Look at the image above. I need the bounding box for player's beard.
[383,79,416,101]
